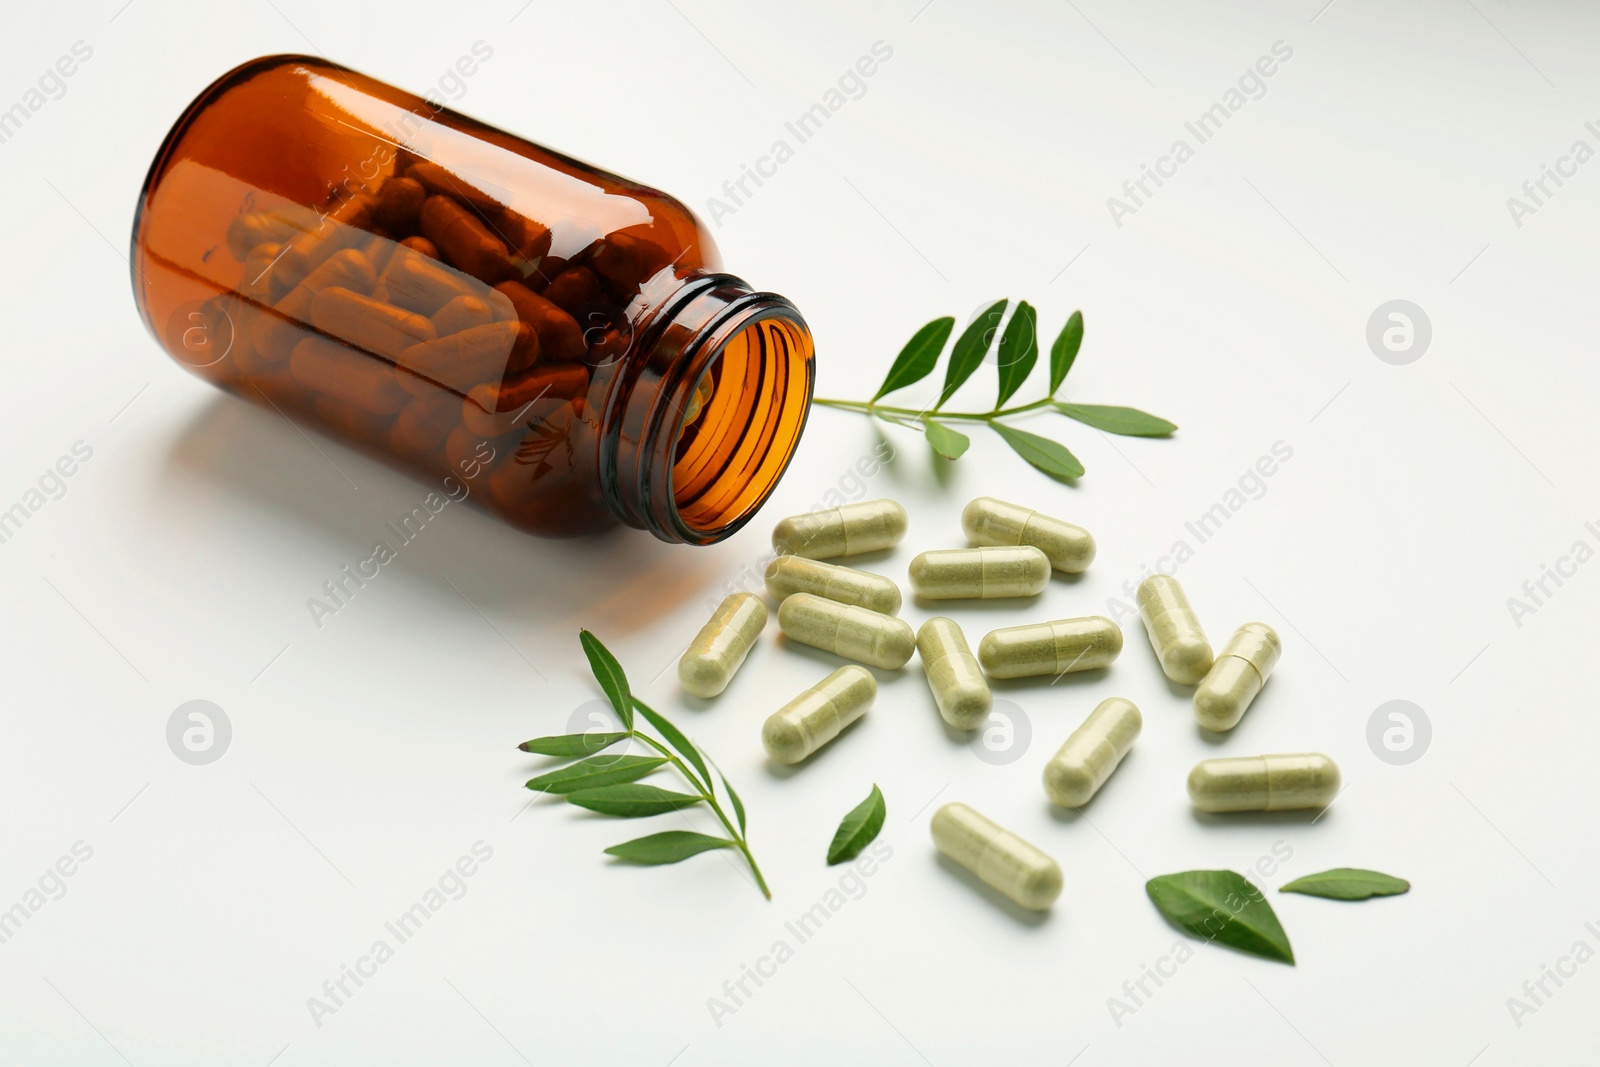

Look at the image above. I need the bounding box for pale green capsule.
[907,546,1050,600]
[761,665,876,764]
[1194,623,1281,732]
[916,618,991,730]
[778,592,915,669]
[771,499,908,559]
[1136,575,1213,685]
[1043,698,1142,807]
[678,592,767,699]
[764,555,901,614]
[978,616,1122,679]
[931,803,1062,911]
[1187,753,1340,813]
[961,496,1095,573]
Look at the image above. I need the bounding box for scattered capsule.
[931,803,1062,912]
[771,499,908,559]
[1194,623,1282,732]
[961,496,1095,573]
[678,592,767,699]
[761,665,876,764]
[764,555,901,614]
[916,618,991,730]
[1187,753,1341,813]
[1136,575,1213,685]
[978,616,1122,679]
[908,546,1050,600]
[1043,698,1142,807]
[778,593,916,669]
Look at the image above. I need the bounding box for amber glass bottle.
[132,55,814,543]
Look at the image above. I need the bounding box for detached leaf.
[872,317,955,401]
[1280,868,1410,901]
[1048,311,1083,394]
[994,301,1038,408]
[605,831,735,865]
[518,732,628,757]
[921,416,971,460]
[937,299,1007,407]
[579,630,632,731]
[1146,870,1294,964]
[566,783,704,817]
[991,423,1084,481]
[634,700,710,791]
[525,755,666,794]
[827,785,886,866]
[1056,403,1176,437]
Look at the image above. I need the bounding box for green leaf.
[993,301,1038,408]
[518,732,629,757]
[604,830,735,865]
[1146,870,1294,964]
[1048,311,1083,394]
[525,755,666,794]
[937,299,1007,407]
[634,700,710,791]
[579,630,632,731]
[990,423,1084,481]
[1280,868,1411,901]
[718,766,748,836]
[872,317,954,401]
[827,784,886,866]
[566,783,704,817]
[920,416,971,460]
[1056,402,1176,437]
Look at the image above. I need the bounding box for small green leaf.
[994,301,1038,408]
[990,423,1084,481]
[872,317,955,401]
[1048,311,1083,394]
[579,630,632,731]
[827,785,886,866]
[1056,403,1176,437]
[719,767,748,836]
[937,299,1007,407]
[1146,870,1294,964]
[566,783,704,817]
[1280,868,1410,901]
[920,416,971,460]
[604,831,735,865]
[634,700,710,791]
[525,755,666,794]
[518,732,629,757]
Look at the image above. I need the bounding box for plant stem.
[631,731,771,899]
[813,397,1055,422]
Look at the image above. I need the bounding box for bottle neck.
[601,272,814,545]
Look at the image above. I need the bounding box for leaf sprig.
[815,302,1176,482]
[519,631,770,898]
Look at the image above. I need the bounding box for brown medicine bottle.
[132,55,814,543]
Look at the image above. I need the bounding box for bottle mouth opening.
[667,306,813,542]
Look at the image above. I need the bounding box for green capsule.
[907,546,1050,600]
[978,616,1122,679]
[778,592,915,669]
[916,618,991,730]
[1194,623,1281,732]
[764,555,901,614]
[1187,753,1340,813]
[762,665,876,764]
[678,592,767,699]
[771,499,908,559]
[1136,575,1213,685]
[961,496,1095,573]
[931,803,1062,911]
[1043,697,1141,807]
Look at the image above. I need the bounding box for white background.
[3,1,1598,1064]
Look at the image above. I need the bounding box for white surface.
[3,1,1598,1064]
